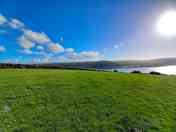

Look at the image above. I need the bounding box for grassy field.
[0,69,176,131]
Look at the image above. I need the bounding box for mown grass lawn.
[0,69,176,131]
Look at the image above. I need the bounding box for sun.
[157,11,176,37]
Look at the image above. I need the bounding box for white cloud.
[48,43,64,53]
[66,52,79,60]
[66,51,100,61]
[31,58,41,64]
[36,45,44,51]
[19,49,33,54]
[80,51,100,59]
[113,42,123,49]
[60,37,64,44]
[18,36,35,49]
[0,14,103,63]
[65,48,74,53]
[0,45,6,53]
[42,57,52,63]
[113,45,119,49]
[23,29,51,44]
[57,56,70,62]
[25,49,101,63]
[9,18,25,29]
[0,14,7,25]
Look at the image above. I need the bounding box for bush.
[113,69,118,72]
[150,71,161,75]
[131,70,142,74]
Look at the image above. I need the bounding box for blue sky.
[0,0,176,63]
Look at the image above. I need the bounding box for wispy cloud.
[113,42,123,49]
[18,35,35,49]
[0,13,102,63]
[65,48,74,53]
[19,49,33,55]
[36,45,44,51]
[23,29,51,44]
[79,51,100,59]
[48,43,64,53]
[0,45,6,53]
[9,18,25,29]
[65,50,100,61]
[0,14,7,25]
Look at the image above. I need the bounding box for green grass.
[0,69,176,131]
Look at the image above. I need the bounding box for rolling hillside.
[0,69,176,131]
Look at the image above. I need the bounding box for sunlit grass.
[0,69,176,131]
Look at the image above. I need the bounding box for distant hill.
[1,57,176,69]
[46,57,176,69]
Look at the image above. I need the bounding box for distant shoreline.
[1,57,176,69]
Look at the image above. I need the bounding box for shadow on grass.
[114,115,159,132]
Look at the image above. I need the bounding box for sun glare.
[157,11,176,37]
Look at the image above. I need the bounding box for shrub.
[150,71,161,75]
[131,70,142,74]
[113,69,118,72]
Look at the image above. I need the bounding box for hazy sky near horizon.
[0,0,176,63]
